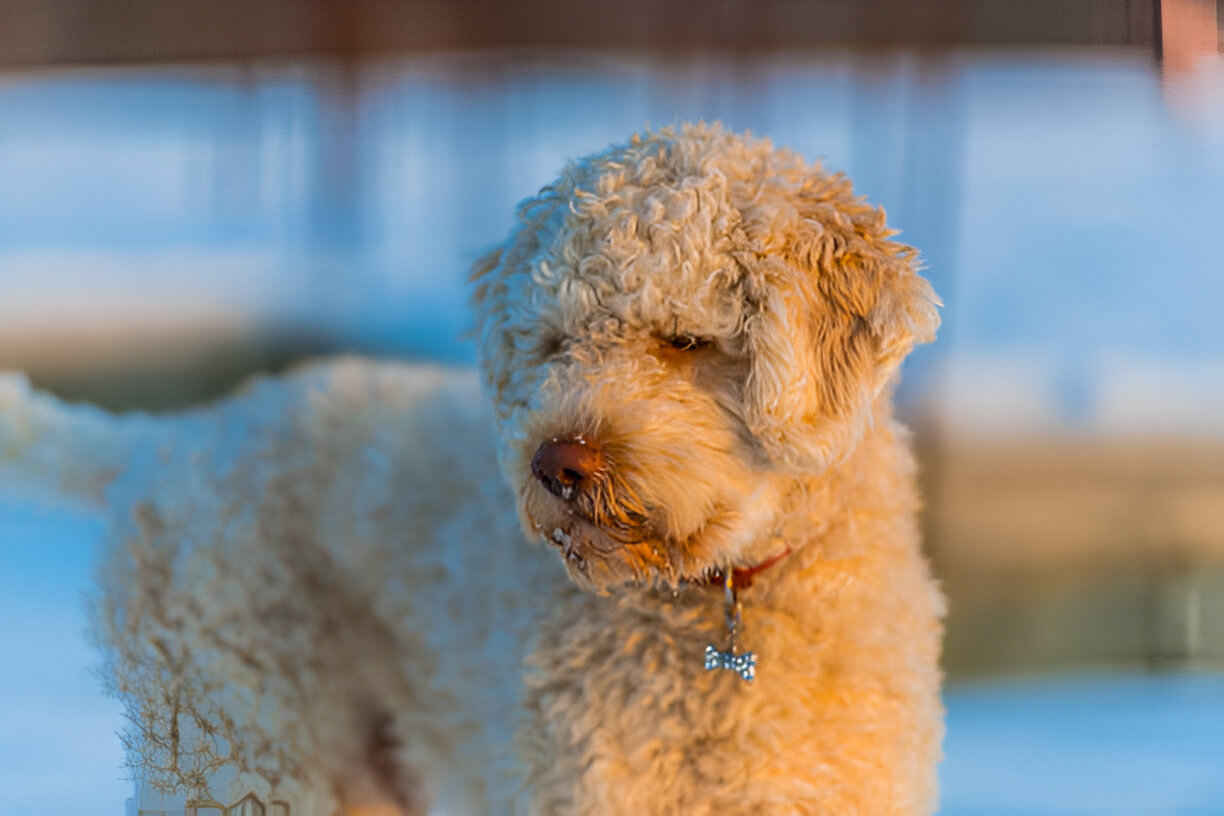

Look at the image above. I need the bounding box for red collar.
[705,548,792,591]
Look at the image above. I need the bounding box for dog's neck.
[704,546,793,590]
[732,400,912,598]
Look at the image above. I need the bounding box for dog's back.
[1,359,557,814]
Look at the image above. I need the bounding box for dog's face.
[471,124,938,592]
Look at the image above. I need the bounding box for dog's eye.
[665,335,712,352]
[537,332,566,359]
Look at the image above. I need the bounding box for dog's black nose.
[531,438,602,501]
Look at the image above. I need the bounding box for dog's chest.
[525,587,811,810]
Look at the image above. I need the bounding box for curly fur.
[474,123,944,813]
[0,123,943,814]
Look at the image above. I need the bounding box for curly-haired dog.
[0,123,942,814]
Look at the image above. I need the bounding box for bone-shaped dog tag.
[704,643,756,682]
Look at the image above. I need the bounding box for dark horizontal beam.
[0,0,1164,68]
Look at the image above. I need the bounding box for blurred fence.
[0,0,1176,66]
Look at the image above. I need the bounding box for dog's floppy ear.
[738,180,939,472]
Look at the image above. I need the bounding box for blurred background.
[1,1,1222,813]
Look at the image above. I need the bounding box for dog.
[0,123,943,814]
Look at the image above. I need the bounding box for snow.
[940,673,1224,815]
[0,492,128,816]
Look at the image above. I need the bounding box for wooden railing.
[0,0,1189,68]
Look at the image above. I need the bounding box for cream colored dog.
[0,123,943,814]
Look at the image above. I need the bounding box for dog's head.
[471,124,938,591]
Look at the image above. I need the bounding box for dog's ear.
[738,182,939,472]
